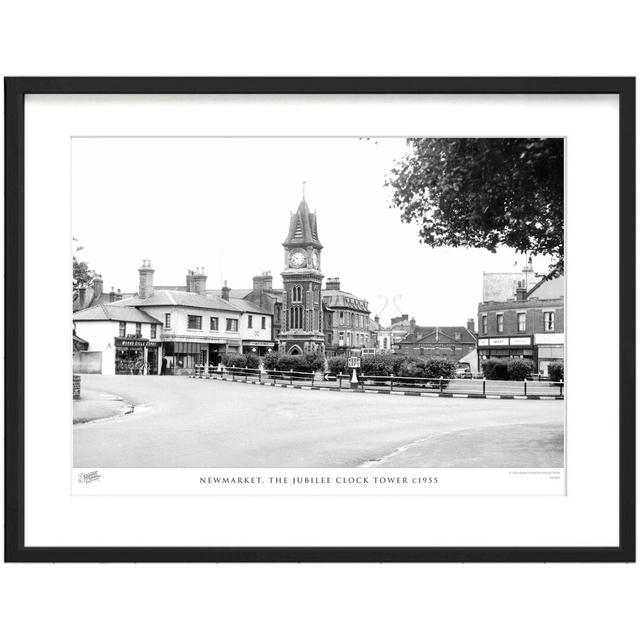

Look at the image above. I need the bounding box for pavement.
[73,388,133,424]
[74,375,564,468]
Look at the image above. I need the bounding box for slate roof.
[321,290,369,312]
[111,290,239,312]
[73,304,162,324]
[283,198,323,249]
[227,298,272,314]
[401,326,477,344]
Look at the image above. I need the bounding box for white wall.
[239,312,272,342]
[144,304,242,340]
[73,320,118,374]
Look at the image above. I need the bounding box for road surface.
[74,375,564,468]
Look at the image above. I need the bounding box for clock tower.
[279,193,325,356]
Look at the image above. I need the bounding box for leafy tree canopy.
[386,138,564,273]
[72,237,96,290]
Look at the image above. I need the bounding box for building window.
[210,317,219,331]
[292,285,302,302]
[543,311,555,332]
[150,324,157,339]
[290,306,303,329]
[135,322,142,336]
[496,313,504,334]
[261,316,266,330]
[187,315,202,330]
[248,315,253,329]
[481,315,487,335]
[119,322,126,337]
[226,318,238,332]
[164,313,171,329]
[339,331,345,345]
[339,311,344,323]
[517,312,526,332]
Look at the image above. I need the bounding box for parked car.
[454,367,473,379]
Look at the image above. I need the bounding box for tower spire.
[302,180,306,200]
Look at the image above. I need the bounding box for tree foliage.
[386,138,564,272]
[72,238,96,290]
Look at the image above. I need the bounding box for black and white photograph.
[71,136,565,472]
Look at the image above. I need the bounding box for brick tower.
[279,192,325,356]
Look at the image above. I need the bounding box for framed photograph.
[5,77,635,562]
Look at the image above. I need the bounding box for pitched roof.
[228,299,272,314]
[111,290,239,312]
[283,198,323,249]
[73,304,162,323]
[401,326,477,344]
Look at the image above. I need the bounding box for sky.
[71,137,552,326]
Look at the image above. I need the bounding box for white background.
[1,2,638,639]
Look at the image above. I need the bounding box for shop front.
[161,341,209,376]
[242,340,275,357]
[115,337,159,375]
[477,337,535,364]
[534,334,565,375]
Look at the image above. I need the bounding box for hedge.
[482,358,536,380]
[506,358,536,381]
[264,353,325,373]
[547,362,564,382]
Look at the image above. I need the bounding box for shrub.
[222,353,248,368]
[423,358,457,380]
[506,358,536,380]
[244,353,260,369]
[361,353,402,377]
[263,352,279,370]
[482,358,509,380]
[397,357,428,379]
[327,355,348,376]
[547,362,564,382]
[266,353,326,373]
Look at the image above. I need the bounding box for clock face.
[289,250,306,268]
[312,251,319,269]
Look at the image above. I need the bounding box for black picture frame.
[4,77,635,563]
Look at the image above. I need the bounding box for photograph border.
[4,76,635,563]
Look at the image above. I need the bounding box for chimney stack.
[92,274,103,304]
[253,271,273,293]
[78,285,87,309]
[109,286,116,303]
[221,280,230,301]
[115,288,122,301]
[138,260,154,299]
[325,277,341,291]
[467,318,475,333]
[515,280,527,302]
[186,269,195,292]
[410,317,416,334]
[192,267,207,295]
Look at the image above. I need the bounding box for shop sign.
[489,338,509,346]
[478,339,489,346]
[509,337,531,346]
[243,341,275,347]
[115,337,148,348]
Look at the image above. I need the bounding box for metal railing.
[194,364,563,397]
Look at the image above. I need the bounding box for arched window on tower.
[292,285,302,303]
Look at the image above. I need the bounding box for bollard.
[482,377,486,396]
[559,379,564,397]
[290,368,293,384]
[523,378,528,396]
[245,365,248,381]
[350,368,358,390]
[439,376,444,393]
[390,373,394,391]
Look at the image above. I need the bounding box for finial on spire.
[302,180,307,200]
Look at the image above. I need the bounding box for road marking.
[452,394,469,398]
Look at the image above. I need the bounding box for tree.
[72,238,96,290]
[386,138,564,273]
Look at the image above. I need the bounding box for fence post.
[245,365,248,381]
[560,379,564,397]
[439,376,444,393]
[258,368,262,383]
[482,377,486,396]
[290,368,293,384]
[390,373,394,391]
[523,378,527,396]
[311,372,314,387]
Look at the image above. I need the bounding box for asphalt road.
[74,375,564,468]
